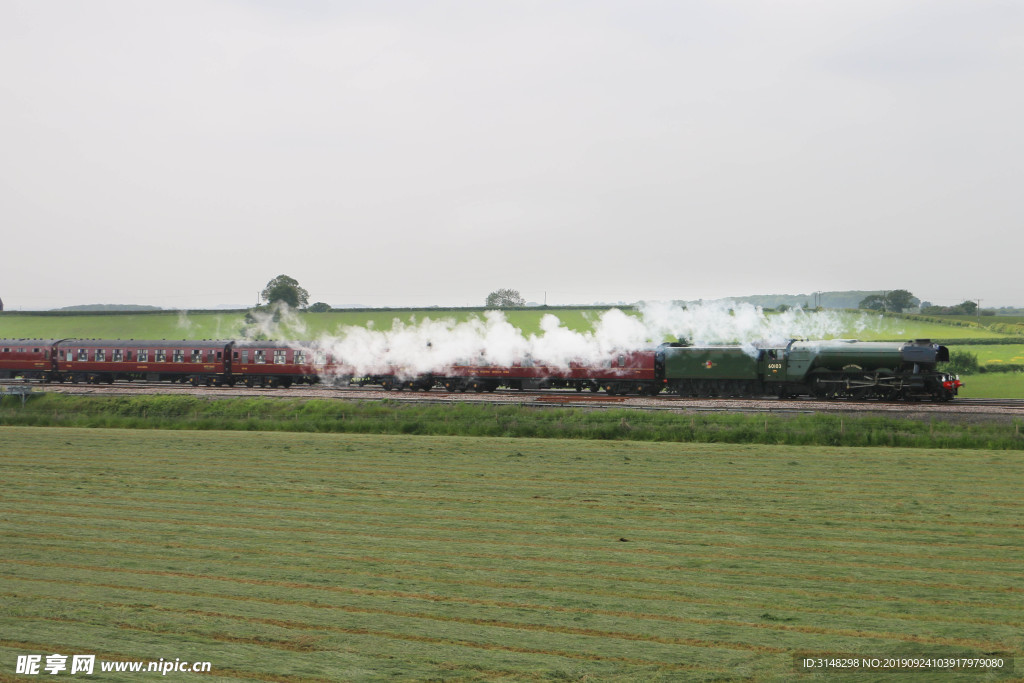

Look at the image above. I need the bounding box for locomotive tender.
[0,337,961,401]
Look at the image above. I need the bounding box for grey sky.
[2,0,1021,310]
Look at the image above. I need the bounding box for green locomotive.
[658,339,960,401]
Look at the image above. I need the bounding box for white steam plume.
[288,301,876,378]
[237,302,309,341]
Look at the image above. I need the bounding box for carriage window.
[191,350,201,363]
[294,350,306,364]
[96,349,106,362]
[618,355,626,367]
[255,350,265,364]
[314,352,326,365]
[78,349,88,361]
[67,351,73,361]
[172,349,184,363]
[137,349,147,362]
[113,349,123,362]
[241,351,249,363]
[274,350,287,364]
[125,350,133,361]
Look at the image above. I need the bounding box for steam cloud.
[270,301,884,378]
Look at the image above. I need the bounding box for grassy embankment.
[2,395,1022,450]
[1,428,1021,681]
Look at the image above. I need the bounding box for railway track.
[6,379,1022,417]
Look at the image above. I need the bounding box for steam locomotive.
[0,337,961,400]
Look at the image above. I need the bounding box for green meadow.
[1,307,1017,342]
[0,309,605,341]
[1,428,1021,681]
[955,373,1024,399]
[967,344,1024,366]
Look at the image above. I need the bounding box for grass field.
[964,345,1024,366]
[955,373,1024,399]
[944,344,1024,398]
[0,309,605,341]
[0,308,1017,342]
[3,395,1023,450]
[1,427,1021,681]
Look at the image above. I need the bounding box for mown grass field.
[1,427,1021,681]
[1,307,1017,342]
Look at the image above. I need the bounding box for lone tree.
[858,294,887,312]
[957,300,979,315]
[261,275,309,309]
[858,290,918,313]
[486,288,525,308]
[884,289,918,313]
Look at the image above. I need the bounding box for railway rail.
[5,379,1021,418]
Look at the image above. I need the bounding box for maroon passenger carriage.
[230,341,323,388]
[367,349,661,395]
[1,339,335,388]
[0,340,60,381]
[53,339,232,385]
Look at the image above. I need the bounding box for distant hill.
[53,304,164,312]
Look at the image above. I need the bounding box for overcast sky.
[2,0,1021,310]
